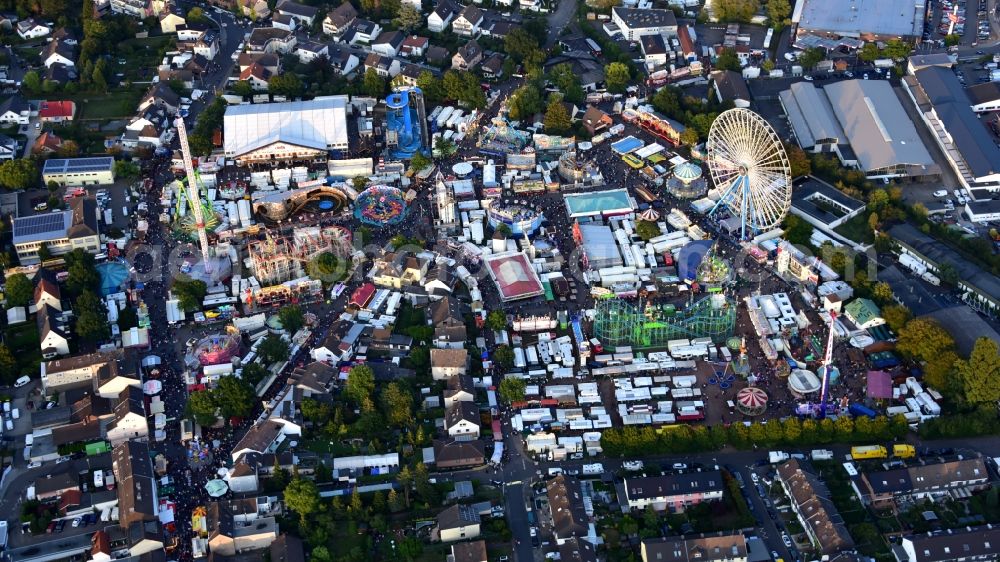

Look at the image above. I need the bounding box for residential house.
[367,328,413,354]
[431,348,468,380]
[328,45,360,75]
[238,52,281,74]
[543,51,604,91]
[295,40,328,63]
[122,105,171,149]
[310,320,366,363]
[777,460,855,555]
[711,70,751,109]
[451,39,483,70]
[851,458,991,508]
[0,14,14,32]
[271,13,296,32]
[443,374,475,408]
[561,538,599,562]
[444,400,480,440]
[0,96,31,125]
[400,35,429,57]
[322,1,357,37]
[113,441,158,528]
[40,40,75,69]
[481,53,504,79]
[0,135,17,160]
[429,296,467,348]
[370,251,430,288]
[240,0,272,20]
[106,386,149,447]
[38,100,76,123]
[246,27,297,54]
[33,269,62,311]
[227,457,261,494]
[138,82,181,115]
[44,62,77,83]
[394,63,424,88]
[611,6,677,41]
[17,18,50,39]
[40,352,121,393]
[275,0,318,26]
[364,52,400,77]
[239,62,273,90]
[32,131,64,155]
[270,534,305,562]
[452,4,484,36]
[677,25,697,61]
[622,472,726,512]
[109,0,157,18]
[640,532,749,562]
[12,197,100,264]
[547,474,589,544]
[432,438,485,469]
[844,298,884,329]
[895,525,1000,562]
[437,504,481,542]
[231,420,299,462]
[483,19,518,38]
[286,362,337,399]
[176,27,219,60]
[38,305,70,358]
[345,19,381,44]
[425,45,450,67]
[372,30,405,57]
[159,11,186,33]
[449,540,488,562]
[427,0,460,33]
[206,497,281,555]
[582,105,612,135]
[34,472,79,500]
[640,34,668,67]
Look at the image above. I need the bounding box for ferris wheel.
[706,108,792,240]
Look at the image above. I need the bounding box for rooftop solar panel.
[42,157,115,174]
[12,211,70,244]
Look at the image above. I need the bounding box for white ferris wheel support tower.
[175,116,212,273]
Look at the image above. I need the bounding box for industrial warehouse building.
[42,157,116,186]
[903,66,1000,193]
[780,80,938,180]
[223,96,351,165]
[791,0,925,42]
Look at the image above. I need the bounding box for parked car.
[15,375,30,387]
[782,534,792,547]
[933,189,948,198]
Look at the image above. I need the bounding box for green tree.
[548,63,584,104]
[284,477,320,524]
[241,362,268,388]
[680,127,700,147]
[278,305,305,335]
[392,2,422,31]
[504,28,543,65]
[493,344,515,371]
[113,160,140,179]
[944,34,961,47]
[417,71,442,101]
[636,221,661,241]
[346,364,376,410]
[362,68,386,97]
[172,276,207,310]
[0,159,37,190]
[308,252,348,282]
[785,143,812,177]
[214,376,256,420]
[186,390,218,426]
[896,318,955,364]
[187,6,206,22]
[257,334,290,365]
[4,273,32,308]
[75,290,109,341]
[498,376,526,404]
[881,304,912,333]
[543,97,572,134]
[268,73,304,98]
[604,62,631,93]
[958,337,1000,404]
[859,43,880,62]
[231,80,254,97]
[871,281,894,305]
[412,462,437,504]
[22,71,41,94]
[883,39,910,61]
[714,0,760,22]
[782,214,814,246]
[766,0,792,28]
[486,310,507,331]
[714,48,741,71]
[410,151,431,172]
[924,350,961,398]
[434,136,456,157]
[797,48,825,69]
[380,381,413,427]
[0,343,17,384]
[508,84,543,121]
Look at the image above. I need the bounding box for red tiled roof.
[38,100,75,119]
[350,283,377,308]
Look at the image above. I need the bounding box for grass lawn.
[71,92,139,120]
[4,323,41,376]
[834,213,876,244]
[300,436,357,456]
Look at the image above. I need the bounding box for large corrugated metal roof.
[223,96,349,157]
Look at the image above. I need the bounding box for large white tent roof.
[223,96,350,157]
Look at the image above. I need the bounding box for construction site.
[247,226,354,286]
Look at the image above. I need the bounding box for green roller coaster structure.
[594,296,736,349]
[172,171,220,239]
